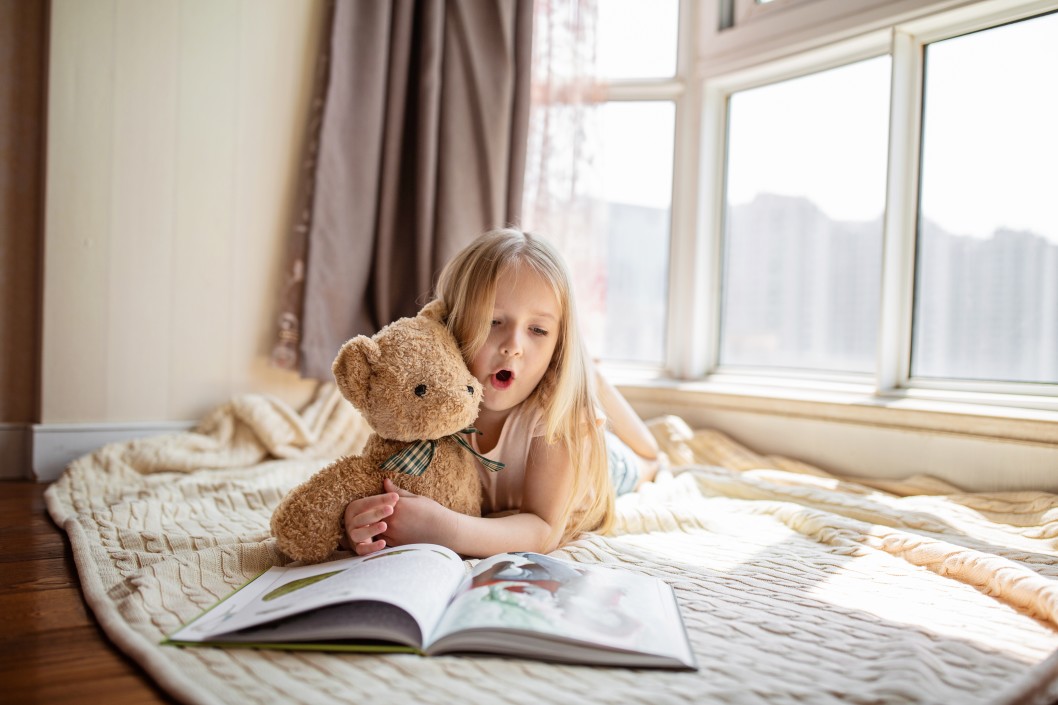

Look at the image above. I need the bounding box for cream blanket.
[45,384,1058,705]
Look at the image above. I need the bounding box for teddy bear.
[270,300,498,564]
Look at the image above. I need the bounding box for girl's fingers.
[345,492,399,515]
[354,538,386,556]
[346,520,387,546]
[349,501,394,528]
[340,491,401,554]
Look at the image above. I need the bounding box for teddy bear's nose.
[415,384,427,397]
[466,385,475,395]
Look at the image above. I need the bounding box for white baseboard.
[0,424,30,480]
[30,421,195,482]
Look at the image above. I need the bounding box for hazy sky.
[918,12,1057,243]
[726,13,1057,244]
[590,5,1057,244]
[593,102,676,210]
[596,0,678,80]
[726,56,892,225]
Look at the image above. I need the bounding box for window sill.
[608,369,1058,447]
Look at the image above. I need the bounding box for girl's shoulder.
[527,399,605,443]
[510,400,547,439]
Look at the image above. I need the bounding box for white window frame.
[611,0,1058,452]
[880,2,1058,408]
[729,0,849,32]
[704,0,970,76]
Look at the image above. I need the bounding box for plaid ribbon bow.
[381,428,505,477]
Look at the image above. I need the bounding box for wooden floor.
[0,481,176,704]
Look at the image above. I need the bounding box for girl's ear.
[331,336,379,409]
[418,298,448,324]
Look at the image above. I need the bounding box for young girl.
[341,228,659,557]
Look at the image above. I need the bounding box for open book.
[165,544,697,669]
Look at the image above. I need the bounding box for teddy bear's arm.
[270,453,384,564]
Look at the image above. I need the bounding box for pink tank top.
[469,403,545,515]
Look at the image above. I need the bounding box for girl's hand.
[340,491,399,556]
[378,478,459,548]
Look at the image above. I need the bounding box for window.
[912,13,1058,385]
[596,0,679,80]
[711,3,1057,401]
[720,57,890,374]
[524,0,679,365]
[527,0,1057,416]
[588,101,675,364]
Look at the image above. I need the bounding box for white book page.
[170,544,466,644]
[429,552,694,665]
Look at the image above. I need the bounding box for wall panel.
[42,0,323,424]
[43,0,116,423]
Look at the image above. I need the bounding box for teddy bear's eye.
[414,384,427,397]
[466,385,474,395]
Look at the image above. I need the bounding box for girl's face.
[470,264,561,417]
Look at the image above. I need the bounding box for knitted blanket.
[45,385,1058,705]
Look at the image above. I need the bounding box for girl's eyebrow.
[493,308,558,322]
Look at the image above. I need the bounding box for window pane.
[596,0,678,80]
[526,101,674,365]
[720,57,891,373]
[912,13,1058,384]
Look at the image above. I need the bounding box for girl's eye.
[530,327,548,337]
[491,319,501,327]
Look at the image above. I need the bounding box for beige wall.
[42,0,324,424]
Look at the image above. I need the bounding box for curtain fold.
[273,0,533,380]
[522,0,599,240]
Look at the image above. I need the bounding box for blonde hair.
[434,228,614,545]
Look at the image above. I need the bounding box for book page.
[169,544,466,646]
[193,600,425,648]
[427,552,695,668]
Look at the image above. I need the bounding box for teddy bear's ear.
[331,335,379,409]
[418,298,448,324]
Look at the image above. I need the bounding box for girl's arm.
[347,435,579,558]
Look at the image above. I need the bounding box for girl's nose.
[500,332,522,357]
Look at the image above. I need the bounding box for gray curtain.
[272,0,533,380]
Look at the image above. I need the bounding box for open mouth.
[492,369,514,390]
